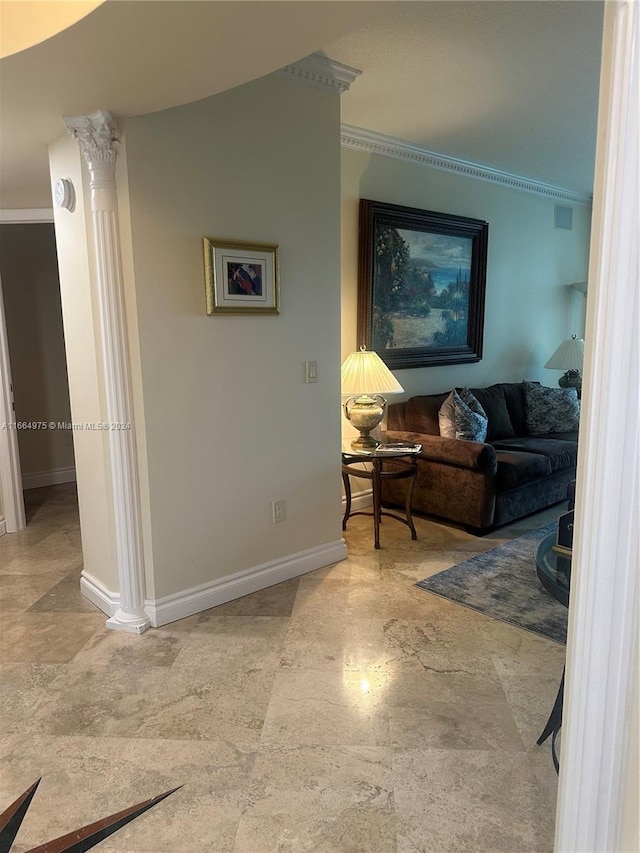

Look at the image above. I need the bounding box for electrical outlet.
[272,499,286,524]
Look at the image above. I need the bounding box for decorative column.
[64,110,150,634]
[555,2,639,851]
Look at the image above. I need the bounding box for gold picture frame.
[203,237,279,315]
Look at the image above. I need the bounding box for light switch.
[305,360,318,383]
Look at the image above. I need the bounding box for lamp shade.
[341,348,404,396]
[544,336,585,371]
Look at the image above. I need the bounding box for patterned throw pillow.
[524,382,580,434]
[439,389,488,442]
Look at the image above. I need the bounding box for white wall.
[0,223,74,483]
[48,134,118,591]
[120,73,343,600]
[341,148,591,399]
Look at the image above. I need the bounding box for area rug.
[416,522,567,644]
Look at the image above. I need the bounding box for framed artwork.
[358,199,489,368]
[203,238,279,315]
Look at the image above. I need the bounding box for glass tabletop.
[342,440,422,458]
[535,532,571,607]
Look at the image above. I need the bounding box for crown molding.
[278,53,362,95]
[341,124,592,206]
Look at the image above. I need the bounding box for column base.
[106,609,151,634]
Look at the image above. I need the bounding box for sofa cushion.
[405,393,448,435]
[492,436,578,472]
[500,382,531,435]
[541,432,579,442]
[439,389,488,441]
[524,382,580,434]
[468,384,517,441]
[495,449,552,490]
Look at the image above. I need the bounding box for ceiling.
[327,1,603,197]
[0,1,603,209]
[0,1,103,58]
[0,0,382,208]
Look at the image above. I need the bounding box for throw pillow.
[524,382,580,434]
[439,388,488,442]
[438,392,457,438]
[469,384,517,441]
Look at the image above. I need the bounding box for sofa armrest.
[384,429,497,473]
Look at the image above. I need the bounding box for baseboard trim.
[0,516,6,536]
[22,466,76,490]
[147,539,347,627]
[80,571,119,617]
[342,487,373,512]
[81,539,348,627]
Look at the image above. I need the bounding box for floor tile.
[194,577,301,617]
[280,613,386,671]
[70,625,184,669]
[393,748,556,852]
[0,734,254,852]
[1,528,82,575]
[0,570,69,612]
[27,567,100,613]
[0,612,104,663]
[171,617,290,673]
[260,669,390,748]
[387,669,525,751]
[494,669,564,751]
[0,662,66,735]
[28,659,277,747]
[234,745,395,853]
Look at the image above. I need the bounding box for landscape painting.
[358,200,489,369]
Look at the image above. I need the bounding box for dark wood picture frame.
[358,199,489,369]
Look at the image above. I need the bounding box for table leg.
[405,466,418,540]
[372,459,382,549]
[342,469,351,531]
[537,669,564,773]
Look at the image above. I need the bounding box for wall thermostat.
[54,178,75,211]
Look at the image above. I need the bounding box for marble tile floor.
[0,484,565,852]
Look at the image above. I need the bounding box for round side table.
[341,441,422,549]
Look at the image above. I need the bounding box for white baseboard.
[342,487,373,512]
[146,539,347,627]
[0,516,6,536]
[81,538,348,627]
[22,466,76,490]
[80,572,119,617]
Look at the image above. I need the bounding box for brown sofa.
[381,382,578,533]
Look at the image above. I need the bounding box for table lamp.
[341,346,404,449]
[544,334,585,395]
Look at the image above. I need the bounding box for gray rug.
[416,523,567,644]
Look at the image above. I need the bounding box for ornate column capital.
[63,110,119,167]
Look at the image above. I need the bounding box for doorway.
[0,222,76,531]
